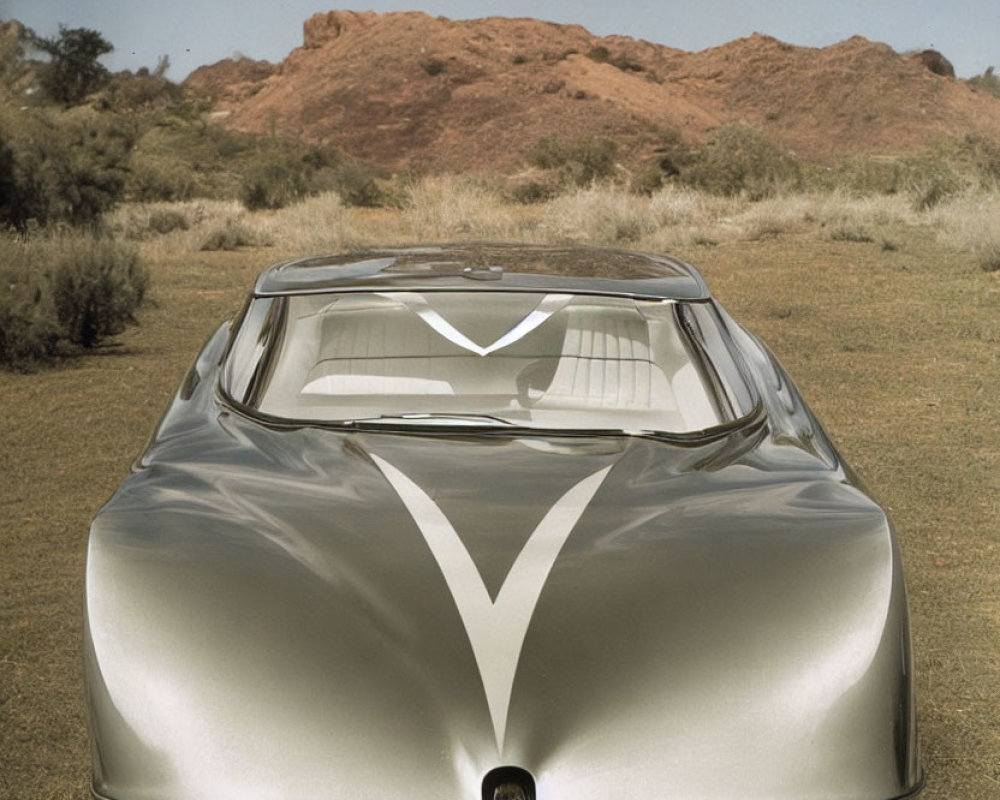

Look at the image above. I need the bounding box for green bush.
[126,155,199,202]
[130,119,257,201]
[48,237,147,347]
[681,124,801,199]
[631,165,666,195]
[898,154,963,210]
[0,251,60,370]
[810,155,905,196]
[0,233,147,368]
[528,136,618,186]
[240,154,307,210]
[98,66,183,113]
[333,162,396,208]
[0,106,133,229]
[949,134,1000,187]
[237,141,352,211]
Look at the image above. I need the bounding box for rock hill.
[185,10,1000,172]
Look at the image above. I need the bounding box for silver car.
[85,244,922,800]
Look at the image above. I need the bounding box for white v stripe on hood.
[371,454,611,754]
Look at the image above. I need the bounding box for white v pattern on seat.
[380,292,573,356]
[371,454,612,754]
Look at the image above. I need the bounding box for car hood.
[87,421,917,800]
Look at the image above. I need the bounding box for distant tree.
[152,54,170,79]
[0,109,134,230]
[31,25,112,105]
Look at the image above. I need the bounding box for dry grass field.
[1,185,998,798]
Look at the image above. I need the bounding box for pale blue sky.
[2,0,996,80]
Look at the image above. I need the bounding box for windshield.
[223,291,753,433]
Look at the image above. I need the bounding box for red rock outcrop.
[184,12,1000,172]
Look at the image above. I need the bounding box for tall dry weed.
[538,186,655,244]
[399,176,521,241]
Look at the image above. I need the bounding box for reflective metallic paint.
[85,248,921,800]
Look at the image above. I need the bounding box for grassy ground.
[1,191,998,797]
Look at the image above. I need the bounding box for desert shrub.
[631,165,666,195]
[421,59,446,76]
[98,62,183,113]
[200,219,262,251]
[126,155,198,202]
[0,233,146,367]
[610,54,644,73]
[107,200,213,241]
[130,120,257,200]
[238,140,354,211]
[645,127,692,183]
[510,179,559,204]
[968,66,1000,99]
[240,154,308,210]
[949,134,1000,187]
[147,208,189,235]
[48,236,147,347]
[980,242,1000,272]
[811,155,905,196]
[333,162,395,208]
[682,124,801,199]
[899,154,963,210]
[529,136,618,186]
[828,225,876,243]
[0,243,60,369]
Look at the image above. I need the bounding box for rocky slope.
[185,10,1000,172]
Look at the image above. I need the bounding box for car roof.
[253,243,710,300]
